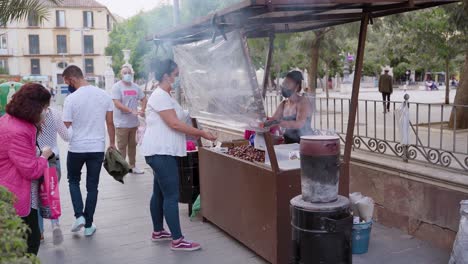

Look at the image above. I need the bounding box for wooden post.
[262,32,275,99]
[340,13,370,197]
[264,132,280,174]
[191,118,203,147]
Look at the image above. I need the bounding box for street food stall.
[151,1,457,263]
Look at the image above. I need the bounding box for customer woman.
[37,106,70,245]
[0,83,54,255]
[263,70,312,143]
[141,59,216,251]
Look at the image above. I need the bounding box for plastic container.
[352,220,373,254]
[264,143,300,165]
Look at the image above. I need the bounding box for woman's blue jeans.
[145,155,182,240]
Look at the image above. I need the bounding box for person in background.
[62,65,115,237]
[378,68,393,114]
[262,70,312,144]
[141,59,216,251]
[112,65,147,174]
[0,83,53,255]
[37,106,70,245]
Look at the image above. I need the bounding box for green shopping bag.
[190,195,201,219]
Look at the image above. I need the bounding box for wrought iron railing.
[265,94,468,172]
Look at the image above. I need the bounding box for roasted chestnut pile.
[228,145,265,163]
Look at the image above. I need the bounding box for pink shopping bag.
[39,166,61,219]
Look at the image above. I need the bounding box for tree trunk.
[445,58,450,104]
[449,52,468,129]
[308,35,321,94]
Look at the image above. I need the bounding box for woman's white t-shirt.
[141,88,187,157]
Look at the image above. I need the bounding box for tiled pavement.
[38,150,450,264]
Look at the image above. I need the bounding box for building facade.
[0,0,115,88]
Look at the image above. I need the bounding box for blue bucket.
[352,220,372,254]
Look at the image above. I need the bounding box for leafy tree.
[447,0,468,129]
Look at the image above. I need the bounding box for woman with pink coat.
[0,83,54,255]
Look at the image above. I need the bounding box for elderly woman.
[0,83,54,255]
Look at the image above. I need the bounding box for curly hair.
[6,83,51,124]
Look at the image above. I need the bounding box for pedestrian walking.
[141,59,216,251]
[112,65,147,174]
[62,65,115,237]
[37,106,70,245]
[379,67,393,113]
[0,83,53,255]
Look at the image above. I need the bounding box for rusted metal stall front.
[151,1,457,263]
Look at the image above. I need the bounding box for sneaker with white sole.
[71,216,86,232]
[84,224,97,237]
[130,167,144,174]
[171,237,201,251]
[152,230,172,242]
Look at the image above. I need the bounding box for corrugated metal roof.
[151,0,459,44]
[40,0,106,8]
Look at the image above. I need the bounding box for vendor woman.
[263,70,312,144]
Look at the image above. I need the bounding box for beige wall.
[0,6,114,87]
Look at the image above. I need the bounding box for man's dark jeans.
[67,152,104,228]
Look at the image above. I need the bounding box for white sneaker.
[71,216,86,232]
[131,167,144,174]
[52,222,64,245]
[84,224,97,237]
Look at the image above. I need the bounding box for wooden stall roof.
[151,0,457,44]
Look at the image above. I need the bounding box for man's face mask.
[123,73,133,83]
[68,85,76,94]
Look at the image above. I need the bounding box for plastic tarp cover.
[173,31,266,130]
[449,200,468,264]
[396,100,410,145]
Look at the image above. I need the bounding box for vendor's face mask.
[281,82,296,98]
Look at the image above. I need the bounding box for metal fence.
[265,94,468,172]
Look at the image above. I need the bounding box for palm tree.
[0,0,62,25]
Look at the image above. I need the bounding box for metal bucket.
[300,135,341,203]
[290,195,352,264]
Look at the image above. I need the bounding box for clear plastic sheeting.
[173,31,266,130]
[449,200,468,264]
[396,99,410,145]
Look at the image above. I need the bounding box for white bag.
[350,192,364,216]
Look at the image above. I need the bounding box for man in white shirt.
[62,65,115,237]
[111,66,147,174]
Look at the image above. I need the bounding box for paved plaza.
[37,141,451,264]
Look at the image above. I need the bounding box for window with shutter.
[84,35,94,54]
[28,12,38,27]
[57,35,67,54]
[31,59,40,75]
[29,35,39,55]
[85,58,94,74]
[83,11,94,28]
[56,10,65,27]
